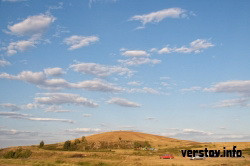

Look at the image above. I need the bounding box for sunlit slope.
[83,130,198,148]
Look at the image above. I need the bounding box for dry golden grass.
[84,130,196,148]
[0,131,249,166]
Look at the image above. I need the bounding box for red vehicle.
[160,154,174,159]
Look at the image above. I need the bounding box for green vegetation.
[3,148,32,159]
[134,141,151,149]
[77,161,91,166]
[243,148,250,155]
[42,144,59,151]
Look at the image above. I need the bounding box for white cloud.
[205,80,250,96]
[28,117,74,123]
[7,39,36,55]
[0,103,21,111]
[0,111,74,123]
[161,128,213,140]
[0,60,11,67]
[45,105,71,113]
[107,97,141,107]
[142,87,160,94]
[48,2,63,11]
[182,128,213,135]
[128,87,160,95]
[88,0,117,8]
[0,103,41,111]
[158,46,171,54]
[130,8,189,27]
[205,80,250,109]
[0,71,124,92]
[70,62,133,77]
[66,128,101,133]
[160,76,171,80]
[161,129,250,142]
[64,35,99,50]
[5,14,55,55]
[213,98,249,108]
[145,117,156,120]
[127,81,141,86]
[35,93,98,107]
[158,39,214,54]
[2,0,27,2]
[24,103,40,109]
[160,82,169,87]
[71,79,124,92]
[0,71,46,84]
[44,67,65,76]
[118,57,161,66]
[0,112,32,119]
[7,14,55,36]
[122,50,149,57]
[118,125,135,129]
[83,114,92,117]
[180,86,202,93]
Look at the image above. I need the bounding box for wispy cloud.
[205,80,250,108]
[0,111,74,123]
[88,0,118,8]
[0,60,11,67]
[130,8,190,28]
[70,62,134,77]
[0,70,124,92]
[107,97,141,107]
[0,103,21,111]
[44,105,71,113]
[83,114,92,117]
[64,35,99,50]
[127,81,142,86]
[212,98,250,108]
[145,117,156,120]
[28,117,74,123]
[157,39,214,54]
[118,57,161,66]
[66,128,101,133]
[35,93,99,107]
[2,0,27,2]
[128,87,160,95]
[180,86,202,93]
[0,128,36,137]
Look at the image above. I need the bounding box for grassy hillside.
[0,131,250,166]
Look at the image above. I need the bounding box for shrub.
[3,148,32,159]
[39,141,44,148]
[63,140,71,150]
[75,139,81,144]
[95,162,108,166]
[81,136,87,143]
[77,161,91,166]
[134,141,151,149]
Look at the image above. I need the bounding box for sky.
[0,0,250,148]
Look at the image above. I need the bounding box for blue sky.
[0,0,250,147]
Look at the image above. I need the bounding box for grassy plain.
[0,131,249,166]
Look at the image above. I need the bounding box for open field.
[0,131,249,166]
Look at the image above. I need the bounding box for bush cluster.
[3,148,32,159]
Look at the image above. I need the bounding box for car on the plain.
[190,155,205,160]
[160,154,174,159]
